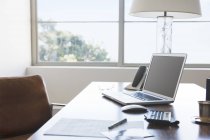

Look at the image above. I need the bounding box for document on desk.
[102,128,153,140]
[44,118,144,138]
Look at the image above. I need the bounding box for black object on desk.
[144,110,179,126]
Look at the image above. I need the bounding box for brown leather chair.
[0,75,64,140]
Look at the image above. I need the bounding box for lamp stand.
[156,15,173,53]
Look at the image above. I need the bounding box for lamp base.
[156,16,173,53]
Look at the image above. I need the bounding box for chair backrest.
[0,75,52,137]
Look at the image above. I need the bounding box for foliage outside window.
[39,23,110,62]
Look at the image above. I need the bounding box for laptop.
[102,53,187,105]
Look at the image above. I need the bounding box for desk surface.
[28,82,210,140]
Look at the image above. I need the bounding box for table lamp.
[129,0,201,53]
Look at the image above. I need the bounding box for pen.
[108,118,127,130]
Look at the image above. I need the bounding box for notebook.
[102,53,187,105]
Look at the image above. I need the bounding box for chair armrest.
[51,103,66,107]
[50,103,66,116]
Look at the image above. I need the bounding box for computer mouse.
[121,104,147,113]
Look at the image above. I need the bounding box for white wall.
[0,0,31,76]
[26,67,210,103]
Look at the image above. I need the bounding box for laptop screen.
[143,54,186,98]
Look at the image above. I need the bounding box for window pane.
[36,0,119,63]
[124,0,210,65]
[173,22,210,64]
[37,0,118,21]
[125,22,210,64]
[38,23,118,62]
[124,22,156,63]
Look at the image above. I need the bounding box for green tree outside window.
[38,22,110,62]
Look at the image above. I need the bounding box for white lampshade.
[130,0,201,18]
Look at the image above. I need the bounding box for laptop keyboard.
[124,91,162,101]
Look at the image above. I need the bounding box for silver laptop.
[102,53,187,105]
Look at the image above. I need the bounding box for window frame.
[31,0,210,68]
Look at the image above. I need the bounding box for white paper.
[44,118,145,138]
[102,128,154,140]
[44,118,114,137]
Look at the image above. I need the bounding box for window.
[34,0,118,66]
[32,0,210,67]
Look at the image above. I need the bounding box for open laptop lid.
[142,53,187,100]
